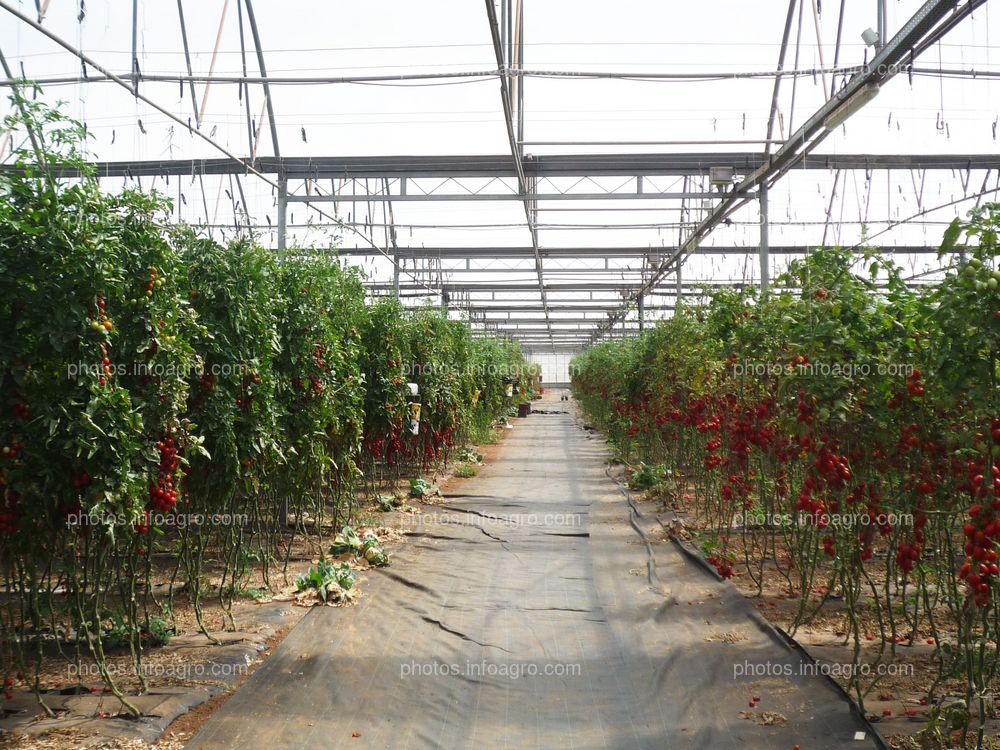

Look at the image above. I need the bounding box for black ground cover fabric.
[187,392,881,749]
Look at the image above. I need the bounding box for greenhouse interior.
[3,1,1000,748]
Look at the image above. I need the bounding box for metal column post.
[501,0,508,63]
[176,0,201,128]
[759,181,770,291]
[675,175,687,309]
[277,177,287,252]
[637,294,644,333]
[516,0,525,149]
[877,0,887,49]
[131,0,139,95]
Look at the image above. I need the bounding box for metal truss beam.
[491,345,592,349]
[467,305,676,312]
[503,335,645,341]
[0,0,431,290]
[423,268,671,276]
[242,0,279,160]
[410,262,955,276]
[175,0,200,128]
[12,153,998,180]
[454,297,651,305]
[474,324,599,331]
[480,345,591,349]
[486,339,619,346]
[484,0,550,342]
[288,190,740,203]
[337,245,945,259]
[371,279,937,293]
[477,318,653,325]
[1,0,981,354]
[592,0,973,343]
[9,64,993,90]
[483,318,639,334]
[370,282,659,292]
[756,0,796,290]
[475,331,602,338]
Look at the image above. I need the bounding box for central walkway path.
[187,390,881,749]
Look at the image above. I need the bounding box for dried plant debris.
[738,710,788,726]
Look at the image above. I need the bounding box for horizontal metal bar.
[434,260,951,275]
[472,318,624,325]
[369,282,669,292]
[7,63,989,90]
[487,338,625,344]
[466,299,650,306]
[435,267,657,275]
[520,139,786,146]
[0,69,501,87]
[485,319,648,325]
[288,191,744,203]
[476,333,607,337]
[371,279,937,293]
[479,318,655,325]
[340,244,946,259]
[467,305,676,312]
[8,153,997,179]
[476,334,603,340]
[376,282,676,291]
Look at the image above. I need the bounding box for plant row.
[572,205,1000,747]
[0,92,535,711]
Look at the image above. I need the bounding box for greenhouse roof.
[2,0,998,351]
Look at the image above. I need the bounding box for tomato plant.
[0,89,200,710]
[572,221,1000,747]
[0,92,537,714]
[273,255,366,543]
[359,297,410,477]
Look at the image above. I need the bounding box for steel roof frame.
[592,0,982,343]
[484,0,550,343]
[0,0,990,354]
[336,245,948,259]
[368,280,939,293]
[8,153,998,180]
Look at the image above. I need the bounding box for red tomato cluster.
[706,553,735,579]
[960,476,1000,606]
[1,440,22,460]
[10,396,29,421]
[0,489,19,534]
[94,295,113,387]
[148,436,178,512]
[906,368,925,398]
